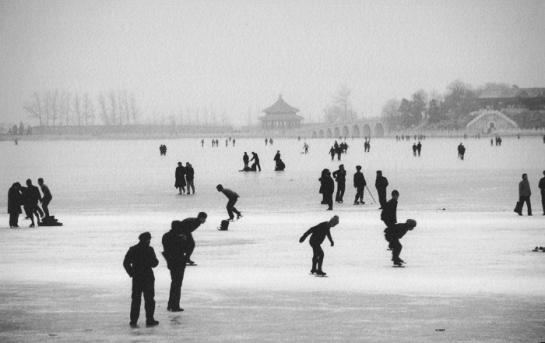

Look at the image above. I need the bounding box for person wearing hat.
[177,212,207,265]
[375,170,389,209]
[332,164,346,203]
[299,215,339,276]
[123,232,159,327]
[353,165,366,205]
[384,219,417,267]
[381,190,399,228]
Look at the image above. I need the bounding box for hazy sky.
[1,0,544,125]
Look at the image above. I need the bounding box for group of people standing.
[329,141,348,161]
[174,162,196,195]
[515,171,545,216]
[241,152,261,172]
[7,178,52,228]
[411,141,422,156]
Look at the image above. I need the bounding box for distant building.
[466,110,519,134]
[260,95,304,130]
[478,86,545,110]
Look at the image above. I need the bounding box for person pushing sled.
[384,219,417,267]
[299,215,339,277]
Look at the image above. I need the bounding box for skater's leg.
[130,279,143,324]
[391,239,402,264]
[42,199,50,217]
[316,245,325,272]
[339,184,345,202]
[143,279,156,322]
[310,242,319,272]
[526,197,532,215]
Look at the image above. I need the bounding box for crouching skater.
[299,215,339,276]
[384,219,417,267]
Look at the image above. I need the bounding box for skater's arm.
[299,227,315,243]
[326,231,334,246]
[149,248,159,268]
[123,249,134,277]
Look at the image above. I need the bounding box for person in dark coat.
[22,179,43,227]
[217,184,242,220]
[516,173,532,216]
[123,232,159,327]
[384,219,417,266]
[177,212,207,265]
[175,162,186,195]
[539,170,545,215]
[319,169,334,210]
[299,215,339,276]
[375,170,389,209]
[250,152,261,171]
[243,152,249,169]
[37,178,52,218]
[329,146,335,161]
[332,164,346,203]
[162,222,191,312]
[381,190,399,228]
[416,141,422,156]
[8,182,22,228]
[353,165,366,205]
[457,143,466,160]
[185,162,195,195]
[273,150,285,171]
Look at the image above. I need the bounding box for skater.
[381,190,399,228]
[37,178,52,218]
[353,165,366,205]
[185,162,195,195]
[539,170,545,215]
[243,152,250,169]
[162,221,189,312]
[123,232,159,327]
[216,184,242,220]
[22,179,43,227]
[250,152,261,171]
[457,143,466,160]
[516,174,532,216]
[416,141,422,156]
[175,162,186,195]
[319,169,334,210]
[412,143,417,156]
[177,212,207,265]
[299,215,339,276]
[332,164,346,203]
[8,182,22,228]
[375,170,389,209]
[201,139,204,147]
[232,138,236,147]
[303,142,309,154]
[384,219,417,266]
[329,146,335,161]
[273,150,285,171]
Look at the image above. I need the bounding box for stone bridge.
[298,118,387,138]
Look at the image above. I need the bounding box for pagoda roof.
[260,113,304,121]
[263,95,299,115]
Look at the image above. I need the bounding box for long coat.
[8,185,22,214]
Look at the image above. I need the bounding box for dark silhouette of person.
[303,143,309,154]
[517,173,532,216]
[274,150,285,171]
[201,139,204,147]
[123,232,159,327]
[37,178,52,218]
[457,143,466,160]
[265,138,268,146]
[353,165,366,205]
[332,164,346,203]
[329,146,335,161]
[299,215,339,276]
[162,221,191,312]
[216,184,242,220]
[319,169,334,210]
[22,179,42,227]
[185,163,195,195]
[416,141,422,156]
[384,219,417,266]
[250,152,261,171]
[318,169,328,205]
[274,150,281,166]
[269,138,273,145]
[175,162,186,195]
[177,212,207,265]
[412,143,417,156]
[375,170,389,209]
[8,182,22,228]
[539,170,545,215]
[243,152,249,169]
[381,190,399,228]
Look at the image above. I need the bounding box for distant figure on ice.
[265,138,268,146]
[232,138,236,147]
[515,174,532,216]
[299,215,339,276]
[333,164,346,203]
[384,219,417,267]
[243,152,250,169]
[250,152,261,171]
[123,232,159,327]
[412,143,417,156]
[159,144,167,156]
[269,138,273,145]
[381,190,399,228]
[490,138,494,146]
[217,184,242,220]
[364,138,370,152]
[22,179,43,227]
[457,143,466,160]
[375,170,389,209]
[8,182,22,228]
[175,162,186,195]
[319,169,334,210]
[303,142,309,154]
[539,170,545,215]
[176,212,207,266]
[37,178,52,218]
[329,146,335,161]
[353,165,366,205]
[416,141,422,156]
[201,139,204,147]
[274,150,285,171]
[185,163,195,195]
[162,222,188,312]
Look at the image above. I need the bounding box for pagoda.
[260,95,303,130]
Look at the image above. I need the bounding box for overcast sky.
[1,0,544,125]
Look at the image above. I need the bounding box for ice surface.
[1,137,544,342]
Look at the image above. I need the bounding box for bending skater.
[216,184,242,220]
[384,219,417,267]
[37,178,52,218]
[299,215,339,276]
[250,152,261,171]
[177,212,207,265]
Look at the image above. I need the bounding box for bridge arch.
[319,129,325,138]
[342,125,349,137]
[312,131,317,138]
[374,123,385,137]
[363,124,371,137]
[334,127,340,137]
[352,125,361,137]
[326,128,332,138]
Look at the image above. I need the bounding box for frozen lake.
[1,137,544,342]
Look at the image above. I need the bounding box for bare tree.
[23,92,44,125]
[98,93,110,125]
[74,94,82,126]
[109,91,118,125]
